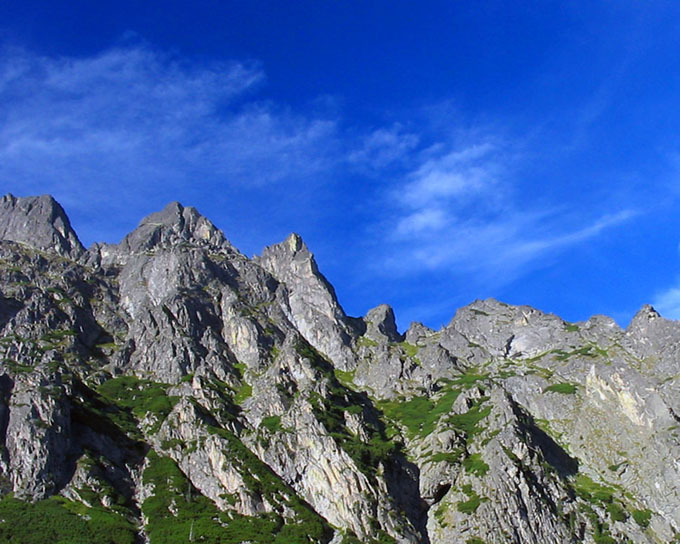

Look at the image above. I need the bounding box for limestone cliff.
[0,193,677,543]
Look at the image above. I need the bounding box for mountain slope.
[0,194,677,543]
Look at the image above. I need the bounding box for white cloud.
[653,282,680,319]
[348,124,419,170]
[390,141,504,239]
[0,44,339,224]
[400,142,497,207]
[380,135,636,285]
[396,208,449,236]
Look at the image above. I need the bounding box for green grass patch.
[398,342,420,360]
[447,397,491,436]
[341,531,396,544]
[573,473,629,526]
[552,344,609,362]
[543,382,578,395]
[607,461,627,472]
[573,474,616,503]
[234,382,253,404]
[631,508,652,528]
[357,336,378,348]
[428,450,464,464]
[71,380,145,442]
[0,495,137,544]
[447,368,490,389]
[593,534,616,544]
[462,453,490,477]
[233,362,253,404]
[260,415,282,433]
[334,368,356,387]
[605,501,627,522]
[378,386,462,439]
[457,485,488,514]
[97,376,178,435]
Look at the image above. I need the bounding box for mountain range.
[0,193,678,543]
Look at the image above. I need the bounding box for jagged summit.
[257,232,358,371]
[112,200,233,255]
[627,303,662,330]
[363,304,402,343]
[82,200,239,269]
[1,193,680,544]
[0,193,84,258]
[283,231,307,253]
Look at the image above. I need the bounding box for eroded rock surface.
[0,193,678,544]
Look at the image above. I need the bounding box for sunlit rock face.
[0,192,678,543]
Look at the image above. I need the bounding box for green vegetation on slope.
[631,508,652,528]
[297,340,400,479]
[543,382,578,395]
[447,396,491,437]
[377,385,461,439]
[572,473,632,541]
[260,415,283,433]
[233,362,253,404]
[0,495,137,544]
[143,450,329,544]
[457,484,489,514]
[97,375,179,435]
[462,453,490,477]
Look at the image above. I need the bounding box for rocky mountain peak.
[404,321,434,344]
[2,193,680,544]
[364,304,402,343]
[261,232,314,268]
[117,200,230,254]
[285,232,306,253]
[257,232,338,306]
[0,193,84,259]
[628,303,662,330]
[257,234,358,370]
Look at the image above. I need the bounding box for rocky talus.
[0,193,678,543]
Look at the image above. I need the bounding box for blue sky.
[2,1,680,330]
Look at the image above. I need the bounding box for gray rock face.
[118,201,232,254]
[1,193,680,544]
[257,233,358,371]
[364,304,402,344]
[0,194,84,258]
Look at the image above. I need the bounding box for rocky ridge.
[0,193,678,543]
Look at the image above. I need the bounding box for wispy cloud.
[394,141,502,236]
[653,277,680,320]
[0,42,643,306]
[348,123,419,171]
[377,133,637,285]
[0,44,340,242]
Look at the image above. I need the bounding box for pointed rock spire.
[256,233,357,370]
[0,193,84,259]
[364,304,402,343]
[626,304,663,335]
[258,232,338,305]
[116,201,231,254]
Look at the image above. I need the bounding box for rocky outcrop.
[0,194,84,258]
[257,233,358,371]
[0,193,679,544]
